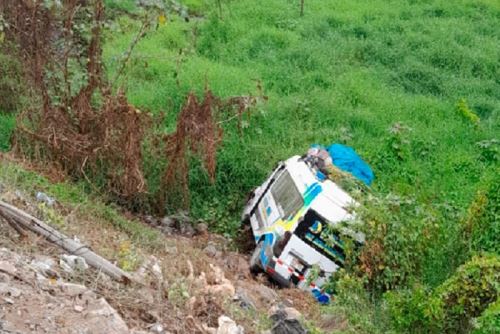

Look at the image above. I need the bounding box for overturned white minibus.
[242,154,365,303]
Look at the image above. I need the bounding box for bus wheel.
[249,241,263,274]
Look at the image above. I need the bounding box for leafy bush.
[472,299,500,334]
[464,174,500,254]
[0,113,15,151]
[354,193,437,292]
[386,254,500,333]
[476,139,499,164]
[325,272,390,334]
[436,254,500,333]
[385,286,441,334]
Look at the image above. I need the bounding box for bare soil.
[0,183,329,334]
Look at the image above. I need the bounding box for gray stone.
[234,288,256,310]
[216,316,244,334]
[35,192,56,206]
[31,257,58,278]
[160,226,174,235]
[3,297,14,304]
[0,261,17,276]
[59,255,89,273]
[179,223,195,237]
[58,282,88,297]
[268,305,301,320]
[149,323,164,334]
[195,222,209,235]
[256,284,278,304]
[144,215,159,226]
[160,216,175,228]
[73,305,84,313]
[0,273,10,282]
[0,283,21,298]
[171,211,191,225]
[84,298,130,333]
[269,306,306,334]
[203,244,219,258]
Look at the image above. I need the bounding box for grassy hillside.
[102,1,499,331]
[103,0,499,231]
[1,0,499,332]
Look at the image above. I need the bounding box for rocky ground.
[0,164,341,334]
[0,248,131,334]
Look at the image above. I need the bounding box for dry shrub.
[1,0,262,213]
[160,89,262,212]
[6,0,151,203]
[161,90,222,211]
[160,82,266,212]
[16,92,152,200]
[358,239,385,280]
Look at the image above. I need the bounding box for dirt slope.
[0,178,331,333]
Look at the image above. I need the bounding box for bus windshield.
[270,170,303,219]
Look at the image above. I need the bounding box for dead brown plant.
[1,0,263,214]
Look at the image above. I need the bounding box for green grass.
[1,1,498,331]
[103,0,499,231]
[0,162,164,248]
[0,113,15,152]
[102,2,499,331]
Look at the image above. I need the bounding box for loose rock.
[0,261,17,276]
[59,254,89,273]
[31,257,58,278]
[144,215,159,226]
[149,323,165,333]
[269,305,306,334]
[0,283,22,298]
[234,287,256,310]
[160,216,175,228]
[203,243,220,258]
[35,192,56,206]
[195,222,209,235]
[135,256,163,281]
[216,316,244,334]
[73,305,84,313]
[58,282,88,297]
[179,223,195,237]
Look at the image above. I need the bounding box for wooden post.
[0,200,136,284]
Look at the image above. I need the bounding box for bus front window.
[270,170,303,219]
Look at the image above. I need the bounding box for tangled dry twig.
[2,0,264,213]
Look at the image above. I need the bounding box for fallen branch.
[0,200,136,284]
[0,215,27,239]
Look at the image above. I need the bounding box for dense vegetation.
[102,0,499,233]
[1,0,499,333]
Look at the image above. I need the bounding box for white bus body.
[242,155,363,303]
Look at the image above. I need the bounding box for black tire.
[249,240,264,274]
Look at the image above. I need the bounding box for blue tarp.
[326,144,374,186]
